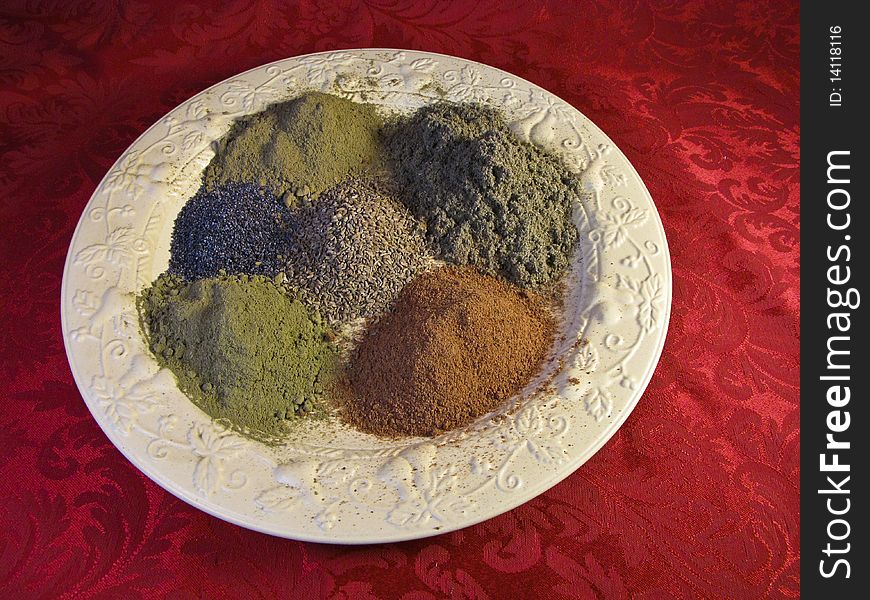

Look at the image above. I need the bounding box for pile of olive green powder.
[138,274,337,442]
[385,102,579,289]
[203,91,384,200]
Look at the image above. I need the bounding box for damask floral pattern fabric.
[0,1,799,598]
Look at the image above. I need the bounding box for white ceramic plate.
[61,49,671,544]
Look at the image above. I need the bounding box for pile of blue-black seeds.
[168,182,294,280]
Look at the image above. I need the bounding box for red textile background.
[0,1,799,598]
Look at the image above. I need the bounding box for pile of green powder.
[385,102,579,289]
[138,273,337,442]
[203,91,384,200]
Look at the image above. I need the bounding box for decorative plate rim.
[61,48,672,544]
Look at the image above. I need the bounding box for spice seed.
[283,178,430,325]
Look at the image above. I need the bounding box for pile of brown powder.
[342,266,555,437]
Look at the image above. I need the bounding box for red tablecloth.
[0,1,800,598]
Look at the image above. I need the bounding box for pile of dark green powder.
[385,102,578,289]
[138,274,337,442]
[140,91,582,443]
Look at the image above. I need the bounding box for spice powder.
[341,266,556,437]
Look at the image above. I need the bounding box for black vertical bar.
[801,2,867,596]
